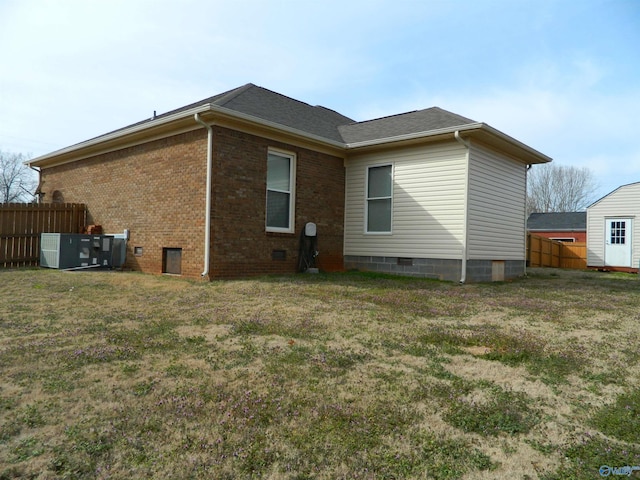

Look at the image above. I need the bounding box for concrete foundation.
[343,256,525,282]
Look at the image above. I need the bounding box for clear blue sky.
[1,0,638,201]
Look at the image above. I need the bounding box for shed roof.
[527,212,586,231]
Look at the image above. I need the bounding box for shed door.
[605,218,632,267]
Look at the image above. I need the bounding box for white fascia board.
[345,122,552,165]
[476,123,552,164]
[344,123,485,149]
[26,105,551,167]
[27,104,346,167]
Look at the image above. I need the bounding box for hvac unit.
[40,233,115,270]
[111,230,129,268]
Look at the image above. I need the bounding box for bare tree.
[527,163,599,213]
[0,150,37,203]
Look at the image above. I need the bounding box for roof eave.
[27,106,550,169]
[27,104,347,169]
[472,123,551,165]
[346,123,552,165]
[344,123,482,150]
[27,104,216,168]
[528,228,586,232]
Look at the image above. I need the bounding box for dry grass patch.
[1,268,640,479]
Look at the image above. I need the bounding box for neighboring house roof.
[527,212,587,231]
[587,181,640,209]
[28,83,552,168]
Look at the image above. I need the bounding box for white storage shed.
[587,182,640,271]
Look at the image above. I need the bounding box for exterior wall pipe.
[454,130,471,283]
[28,164,43,203]
[194,113,213,278]
[524,164,532,276]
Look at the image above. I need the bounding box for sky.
[1,0,639,201]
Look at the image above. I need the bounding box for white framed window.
[266,149,296,233]
[610,220,626,245]
[366,164,392,233]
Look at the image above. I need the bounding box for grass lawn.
[1,267,639,479]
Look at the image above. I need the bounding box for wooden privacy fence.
[527,233,587,269]
[0,203,86,268]
[559,241,588,270]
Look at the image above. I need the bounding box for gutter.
[28,105,214,168]
[454,130,471,284]
[346,123,484,149]
[194,113,213,278]
[524,165,531,277]
[28,104,345,169]
[28,102,551,171]
[345,123,552,166]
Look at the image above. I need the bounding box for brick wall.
[40,126,345,279]
[41,130,208,277]
[210,126,345,278]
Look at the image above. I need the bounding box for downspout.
[194,113,213,278]
[454,131,471,284]
[28,164,43,203]
[524,164,533,277]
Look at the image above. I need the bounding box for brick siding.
[40,126,345,279]
[210,126,344,277]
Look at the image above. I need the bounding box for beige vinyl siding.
[344,141,467,258]
[587,183,640,267]
[467,143,526,260]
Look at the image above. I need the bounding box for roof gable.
[587,181,640,209]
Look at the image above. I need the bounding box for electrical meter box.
[40,233,114,270]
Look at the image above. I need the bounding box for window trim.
[266,148,296,233]
[365,163,393,234]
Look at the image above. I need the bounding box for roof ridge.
[218,83,350,117]
[313,104,351,116]
[213,83,256,107]
[343,106,476,128]
[428,106,476,124]
[345,110,420,126]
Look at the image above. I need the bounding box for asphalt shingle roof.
[338,107,476,144]
[146,83,354,143]
[129,84,476,145]
[526,212,586,231]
